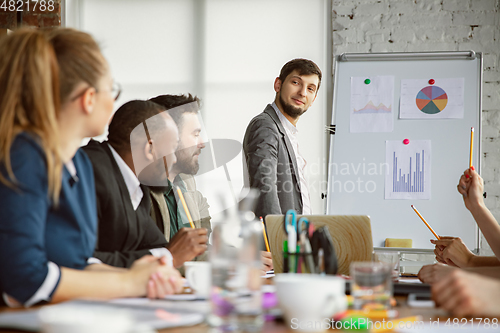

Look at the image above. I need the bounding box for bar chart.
[385,140,431,200]
[392,150,425,193]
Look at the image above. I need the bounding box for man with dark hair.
[243,58,322,218]
[149,94,273,273]
[147,94,211,263]
[83,100,208,268]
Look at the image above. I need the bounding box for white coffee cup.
[274,274,347,332]
[184,261,211,298]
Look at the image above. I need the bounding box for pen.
[318,248,325,275]
[176,187,195,229]
[297,249,303,273]
[308,222,314,239]
[261,217,271,252]
[301,231,316,274]
[411,205,440,240]
[287,225,296,273]
[296,245,300,273]
[283,240,289,273]
[469,127,474,169]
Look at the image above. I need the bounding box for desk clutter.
[265,212,373,275]
[0,211,440,333]
[281,210,338,274]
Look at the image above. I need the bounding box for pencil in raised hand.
[469,127,474,169]
[176,187,195,229]
[411,205,440,240]
[261,217,271,252]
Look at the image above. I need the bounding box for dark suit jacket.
[243,104,303,218]
[83,140,167,268]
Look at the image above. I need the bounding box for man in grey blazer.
[243,59,322,218]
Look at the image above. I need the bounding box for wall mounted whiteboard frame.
[326,51,482,250]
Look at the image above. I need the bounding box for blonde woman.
[0,28,182,307]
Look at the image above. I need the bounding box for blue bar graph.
[393,150,425,193]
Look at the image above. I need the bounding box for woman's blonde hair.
[46,28,106,104]
[0,28,105,203]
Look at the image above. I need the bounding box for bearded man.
[147,94,211,264]
[243,59,322,218]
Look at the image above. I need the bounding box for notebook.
[0,299,205,332]
[265,214,373,275]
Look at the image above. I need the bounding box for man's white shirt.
[272,102,312,214]
[108,144,172,265]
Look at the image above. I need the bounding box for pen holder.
[283,252,316,274]
[281,226,338,275]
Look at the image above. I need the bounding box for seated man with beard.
[149,94,273,273]
[83,100,208,268]
[147,95,211,263]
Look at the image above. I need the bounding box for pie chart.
[416,86,448,114]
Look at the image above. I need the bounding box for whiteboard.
[326,51,482,249]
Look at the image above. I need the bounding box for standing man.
[243,58,322,218]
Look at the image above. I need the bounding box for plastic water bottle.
[208,191,263,332]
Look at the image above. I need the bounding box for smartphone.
[407,293,435,308]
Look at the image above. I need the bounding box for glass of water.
[373,251,400,282]
[208,219,263,332]
[350,261,393,311]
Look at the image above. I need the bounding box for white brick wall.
[332,0,500,255]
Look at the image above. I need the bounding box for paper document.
[399,78,464,119]
[385,140,431,200]
[0,299,205,332]
[350,75,395,133]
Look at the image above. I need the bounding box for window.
[65,0,329,215]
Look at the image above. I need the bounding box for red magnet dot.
[403,139,410,145]
[428,79,435,85]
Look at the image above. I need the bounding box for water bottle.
[208,191,263,332]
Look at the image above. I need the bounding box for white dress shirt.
[108,144,143,211]
[108,144,173,265]
[272,102,312,214]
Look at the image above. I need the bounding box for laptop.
[264,214,373,275]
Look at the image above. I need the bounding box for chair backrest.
[265,214,373,275]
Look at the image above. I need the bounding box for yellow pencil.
[261,219,271,252]
[411,205,440,240]
[469,127,474,169]
[176,187,195,229]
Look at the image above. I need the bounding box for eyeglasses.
[96,81,122,101]
[108,82,121,101]
[70,81,122,102]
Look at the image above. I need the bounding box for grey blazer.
[243,104,303,218]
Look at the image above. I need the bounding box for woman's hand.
[129,255,183,298]
[457,167,484,212]
[431,236,474,268]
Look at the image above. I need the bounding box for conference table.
[0,293,465,333]
[158,296,451,333]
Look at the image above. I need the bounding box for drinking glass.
[350,261,393,310]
